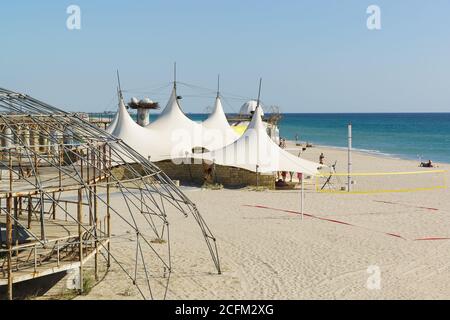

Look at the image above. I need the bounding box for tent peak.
[216,74,221,99]
[173,62,177,91]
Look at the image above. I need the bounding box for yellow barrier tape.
[318,186,447,195]
[315,170,448,194]
[317,170,447,177]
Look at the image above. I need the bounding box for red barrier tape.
[244,204,448,242]
[373,200,439,212]
[415,237,450,241]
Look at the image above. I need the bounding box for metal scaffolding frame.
[0,87,220,300]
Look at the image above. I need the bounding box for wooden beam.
[106,182,111,268]
[6,194,13,300]
[18,196,22,216]
[39,193,45,241]
[13,197,18,257]
[27,195,32,229]
[7,149,13,299]
[94,184,98,281]
[77,188,84,294]
[87,149,92,226]
[107,144,111,268]
[93,146,99,280]
[52,192,56,220]
[59,145,62,189]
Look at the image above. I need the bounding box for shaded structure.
[0,87,221,300]
[107,81,242,162]
[191,106,321,175]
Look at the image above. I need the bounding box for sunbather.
[420,160,434,168]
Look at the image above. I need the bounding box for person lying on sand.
[420,160,435,168]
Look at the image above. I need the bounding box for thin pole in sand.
[256,165,259,188]
[300,173,304,221]
[255,78,262,189]
[348,123,352,193]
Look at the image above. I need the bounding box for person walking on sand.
[319,153,325,165]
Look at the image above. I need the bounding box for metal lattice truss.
[0,87,220,300]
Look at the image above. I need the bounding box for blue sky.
[1,1,449,113]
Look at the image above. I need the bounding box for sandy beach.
[75,143,450,300]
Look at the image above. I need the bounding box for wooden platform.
[0,215,108,286]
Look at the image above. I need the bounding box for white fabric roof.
[202,96,239,150]
[109,99,158,161]
[146,88,201,132]
[240,100,265,116]
[108,97,195,162]
[109,87,306,166]
[190,106,321,175]
[108,88,237,162]
[144,87,240,154]
[105,111,119,134]
[144,88,205,157]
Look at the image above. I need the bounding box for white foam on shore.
[322,145,400,160]
[286,140,403,161]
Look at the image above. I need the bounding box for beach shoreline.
[285,140,450,167]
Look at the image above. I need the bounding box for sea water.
[192,113,450,163]
[96,112,450,164]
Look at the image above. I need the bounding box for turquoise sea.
[193,113,450,164]
[94,112,450,164]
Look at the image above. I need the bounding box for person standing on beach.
[319,153,325,165]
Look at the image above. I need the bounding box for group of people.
[275,138,327,188]
[277,138,299,187]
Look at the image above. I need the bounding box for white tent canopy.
[202,96,239,151]
[108,99,159,161]
[189,106,321,175]
[107,87,240,162]
[106,109,119,134]
[109,96,198,162]
[145,87,206,155]
[146,87,201,133]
